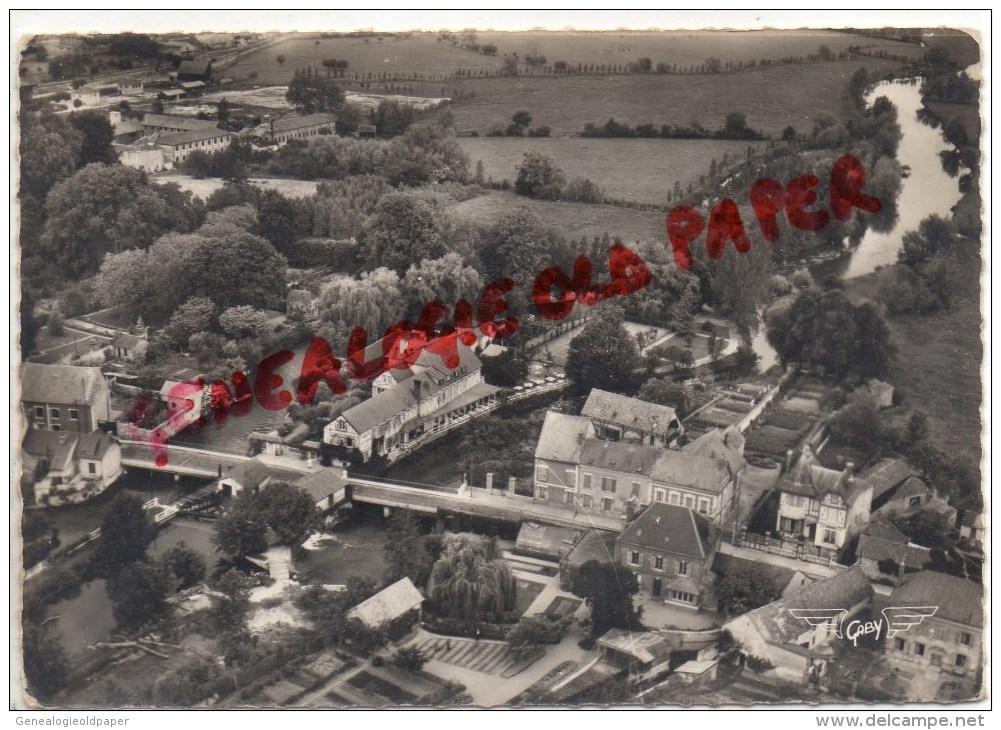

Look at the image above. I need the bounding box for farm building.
[261,113,338,146]
[159,127,233,164]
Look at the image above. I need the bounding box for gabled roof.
[23,430,80,469]
[534,411,594,463]
[562,528,618,568]
[777,446,868,505]
[650,450,730,494]
[75,430,116,461]
[21,363,107,406]
[516,523,582,558]
[890,571,983,627]
[177,59,212,76]
[862,458,922,501]
[112,119,145,136]
[857,533,931,569]
[142,114,217,131]
[222,457,301,491]
[617,502,714,560]
[739,566,873,646]
[864,517,910,544]
[293,469,348,504]
[683,427,746,475]
[579,438,662,476]
[345,577,423,628]
[112,331,145,350]
[582,389,678,434]
[159,127,232,147]
[597,629,672,664]
[270,113,337,133]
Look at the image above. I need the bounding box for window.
[87,463,96,474]
[582,495,593,509]
[33,406,43,418]
[670,492,680,505]
[671,590,695,604]
[960,632,973,647]
[823,529,838,545]
[566,470,577,488]
[629,551,640,566]
[563,491,574,505]
[894,638,906,652]
[684,496,694,508]
[50,408,60,419]
[914,643,926,657]
[654,489,666,503]
[698,499,709,515]
[601,477,617,493]
[536,486,548,500]
[582,473,592,490]
[69,409,79,420]
[51,425,61,432]
[955,654,968,668]
[536,465,548,482]
[676,560,689,576]
[602,498,614,512]
[908,495,922,507]
[654,556,664,570]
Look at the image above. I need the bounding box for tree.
[392,646,428,671]
[384,122,469,186]
[183,231,287,310]
[217,98,231,123]
[276,54,286,66]
[480,208,569,307]
[157,543,207,590]
[511,111,532,128]
[255,189,305,252]
[817,44,833,61]
[22,620,70,702]
[107,560,173,631]
[481,348,529,388]
[705,57,722,74]
[218,305,269,339]
[514,152,565,200]
[335,101,362,135]
[426,534,517,622]
[401,253,484,318]
[359,191,454,274]
[252,482,322,546]
[715,565,782,615]
[383,510,429,584]
[208,568,252,634]
[566,306,641,395]
[164,297,218,348]
[633,57,652,73]
[212,492,269,559]
[501,56,519,75]
[46,309,65,336]
[898,215,958,266]
[656,343,694,370]
[569,559,642,636]
[92,493,156,578]
[506,615,570,658]
[316,269,405,345]
[907,411,930,444]
[69,110,117,165]
[19,110,82,208]
[782,125,797,142]
[286,66,344,113]
[373,99,416,136]
[828,395,885,448]
[637,377,693,416]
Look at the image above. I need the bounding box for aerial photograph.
[13,12,985,709]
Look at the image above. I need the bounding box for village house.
[117,79,144,96]
[862,458,956,523]
[345,577,424,629]
[141,113,219,135]
[22,363,112,433]
[159,40,198,57]
[559,528,618,587]
[111,330,149,364]
[22,429,122,503]
[616,502,719,610]
[291,469,350,512]
[532,408,743,525]
[114,142,166,173]
[856,518,932,585]
[324,342,498,462]
[216,456,304,497]
[958,509,985,547]
[70,87,102,106]
[774,446,872,556]
[856,378,895,409]
[158,88,187,102]
[260,113,338,146]
[109,111,146,144]
[176,58,212,82]
[723,565,873,683]
[159,127,234,165]
[596,629,673,679]
[878,571,982,680]
[581,389,683,446]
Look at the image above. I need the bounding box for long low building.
[142,113,220,135]
[261,113,338,145]
[159,127,234,164]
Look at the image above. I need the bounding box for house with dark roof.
[292,469,350,512]
[21,363,111,433]
[856,518,932,585]
[261,113,337,146]
[111,330,148,363]
[774,446,872,555]
[723,565,873,683]
[345,577,423,628]
[862,458,956,524]
[176,58,212,82]
[217,456,305,498]
[22,429,121,502]
[597,629,672,678]
[559,528,619,586]
[958,509,985,548]
[159,126,233,164]
[324,341,497,461]
[879,571,983,679]
[616,502,719,610]
[581,389,683,446]
[141,113,220,135]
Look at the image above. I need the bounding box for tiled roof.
[516,523,582,558]
[113,119,144,136]
[345,577,423,628]
[857,533,931,569]
[777,446,868,505]
[650,450,730,494]
[22,430,80,468]
[864,517,910,544]
[862,458,921,500]
[617,502,713,560]
[270,113,337,133]
[890,571,983,627]
[597,629,672,664]
[112,331,145,350]
[683,427,746,475]
[534,411,593,463]
[582,389,678,434]
[293,469,348,504]
[562,529,618,568]
[75,430,116,461]
[21,363,107,407]
[142,114,218,131]
[743,565,873,646]
[159,127,232,146]
[579,438,662,475]
[177,59,212,75]
[223,457,301,491]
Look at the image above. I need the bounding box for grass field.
[846,241,983,466]
[448,190,667,247]
[154,173,321,200]
[449,58,907,138]
[458,137,754,205]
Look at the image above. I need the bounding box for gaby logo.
[788,607,938,647]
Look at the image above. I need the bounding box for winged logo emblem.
[882,606,938,638]
[787,608,848,638]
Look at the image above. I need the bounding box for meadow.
[448,58,907,138]
[458,137,755,205]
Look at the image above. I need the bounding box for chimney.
[413,378,422,400]
[785,449,795,472]
[577,431,584,444]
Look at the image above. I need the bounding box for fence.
[735,531,839,567]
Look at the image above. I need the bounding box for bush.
[421,615,511,640]
[282,237,360,270]
[392,646,428,672]
[563,176,604,204]
[577,636,596,651]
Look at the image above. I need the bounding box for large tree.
[316,268,405,346]
[384,123,469,186]
[251,482,322,546]
[569,559,642,636]
[212,492,269,559]
[565,305,641,395]
[358,191,456,274]
[401,253,484,318]
[19,110,82,208]
[69,110,117,166]
[22,621,70,702]
[92,493,156,578]
[382,510,428,585]
[286,67,344,114]
[514,152,565,200]
[715,564,782,616]
[183,230,288,311]
[106,560,173,632]
[426,534,517,622]
[208,568,253,634]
